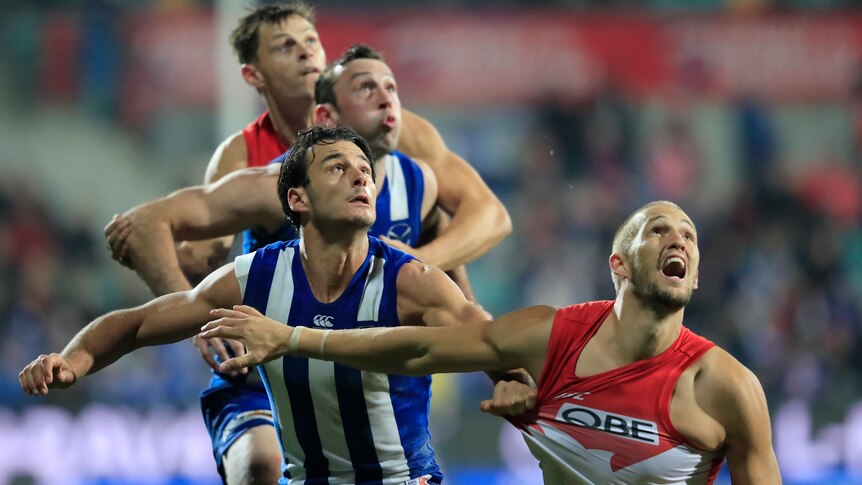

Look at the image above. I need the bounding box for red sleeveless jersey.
[515,300,724,484]
[242,111,289,168]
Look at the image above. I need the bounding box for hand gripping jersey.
[243,111,289,168]
[514,300,723,485]
[243,151,426,253]
[234,237,441,485]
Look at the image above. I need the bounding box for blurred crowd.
[0,174,212,410]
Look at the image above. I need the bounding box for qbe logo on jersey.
[312,314,334,328]
[556,403,660,445]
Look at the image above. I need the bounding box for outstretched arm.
[393,110,512,270]
[107,166,282,296]
[203,303,554,383]
[201,261,555,382]
[20,263,242,396]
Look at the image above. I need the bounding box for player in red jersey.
[205,200,782,484]
[103,3,513,484]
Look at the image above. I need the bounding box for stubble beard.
[629,258,692,316]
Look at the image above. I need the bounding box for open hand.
[200,305,290,373]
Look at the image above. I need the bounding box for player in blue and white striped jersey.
[20,125,531,485]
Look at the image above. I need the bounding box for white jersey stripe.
[308,360,354,477]
[386,154,409,221]
[357,256,386,322]
[234,252,255,296]
[357,256,411,482]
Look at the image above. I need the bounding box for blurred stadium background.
[2,0,862,483]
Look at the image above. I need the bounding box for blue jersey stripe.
[335,364,383,484]
[282,355,330,483]
[389,375,440,481]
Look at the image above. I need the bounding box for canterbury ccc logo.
[556,403,660,445]
[312,315,334,328]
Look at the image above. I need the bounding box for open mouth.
[381,115,397,130]
[300,67,320,76]
[661,256,686,279]
[350,194,370,205]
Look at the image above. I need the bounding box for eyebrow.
[319,150,371,166]
[645,215,697,232]
[269,28,316,43]
[348,71,395,83]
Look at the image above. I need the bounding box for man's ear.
[693,270,699,290]
[287,186,309,218]
[315,103,339,127]
[240,64,264,89]
[610,252,629,284]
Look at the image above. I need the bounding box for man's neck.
[606,291,684,362]
[373,154,389,187]
[262,91,315,147]
[298,225,370,303]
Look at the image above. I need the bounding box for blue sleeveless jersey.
[211,151,427,390]
[243,151,425,253]
[234,237,440,484]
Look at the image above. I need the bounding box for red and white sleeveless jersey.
[513,300,724,484]
[242,111,289,168]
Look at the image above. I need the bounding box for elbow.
[487,200,512,243]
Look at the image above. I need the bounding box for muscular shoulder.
[204,132,248,184]
[398,109,447,166]
[694,347,768,440]
[396,260,451,302]
[395,260,482,327]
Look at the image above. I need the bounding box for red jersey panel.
[515,300,724,484]
[242,111,289,167]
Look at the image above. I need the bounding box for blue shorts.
[200,381,273,476]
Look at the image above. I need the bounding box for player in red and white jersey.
[209,200,782,484]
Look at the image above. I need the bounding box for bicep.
[135,263,242,346]
[172,170,277,240]
[204,133,247,184]
[714,361,781,483]
[422,306,554,376]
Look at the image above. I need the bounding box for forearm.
[291,326,432,375]
[418,197,511,270]
[289,323,503,375]
[59,310,145,378]
[126,212,194,296]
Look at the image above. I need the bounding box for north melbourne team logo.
[386,222,412,243]
[312,315,334,328]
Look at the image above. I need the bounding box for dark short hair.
[229,2,316,64]
[277,126,376,228]
[315,44,385,108]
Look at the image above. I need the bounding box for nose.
[298,42,314,60]
[377,87,393,109]
[667,229,685,249]
[351,166,370,187]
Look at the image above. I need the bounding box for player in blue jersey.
[21,125,530,485]
[101,46,525,483]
